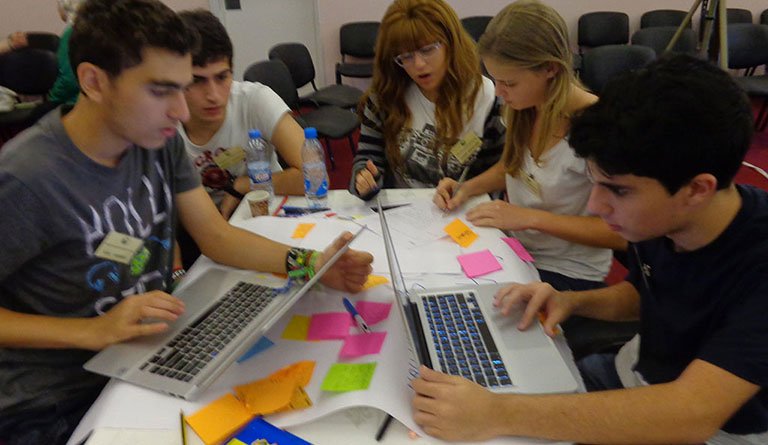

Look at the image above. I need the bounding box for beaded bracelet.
[285,247,320,283]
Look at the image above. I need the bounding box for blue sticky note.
[236,337,274,363]
[230,417,311,445]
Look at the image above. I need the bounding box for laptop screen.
[376,197,432,368]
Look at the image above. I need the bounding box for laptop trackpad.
[489,309,552,350]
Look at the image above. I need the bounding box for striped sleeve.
[349,96,387,198]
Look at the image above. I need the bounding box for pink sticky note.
[502,237,535,262]
[307,312,353,340]
[339,331,387,358]
[355,301,393,326]
[457,249,503,278]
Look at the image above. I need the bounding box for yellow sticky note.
[363,275,389,289]
[281,315,310,340]
[444,218,478,247]
[226,440,248,445]
[187,393,252,445]
[235,377,297,415]
[270,360,316,387]
[291,223,316,239]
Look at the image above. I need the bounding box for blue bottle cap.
[304,127,318,139]
[248,129,261,139]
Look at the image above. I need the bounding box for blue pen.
[282,206,331,215]
[343,297,371,333]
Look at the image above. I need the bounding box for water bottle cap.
[304,127,318,139]
[248,129,262,139]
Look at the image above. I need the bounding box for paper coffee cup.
[245,190,270,217]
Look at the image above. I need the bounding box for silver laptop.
[378,198,577,394]
[85,227,363,400]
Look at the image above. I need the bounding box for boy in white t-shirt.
[178,10,306,218]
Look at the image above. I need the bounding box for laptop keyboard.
[139,281,276,382]
[423,292,513,388]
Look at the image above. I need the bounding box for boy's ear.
[684,173,718,206]
[77,62,110,103]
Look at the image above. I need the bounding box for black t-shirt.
[628,185,768,434]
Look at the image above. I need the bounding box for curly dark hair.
[570,54,753,194]
[178,9,233,68]
[69,0,199,78]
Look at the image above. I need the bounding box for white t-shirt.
[178,81,289,205]
[505,138,612,282]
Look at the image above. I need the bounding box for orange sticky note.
[291,223,316,239]
[269,360,316,387]
[281,315,310,340]
[235,377,297,415]
[444,218,478,247]
[187,393,252,445]
[363,274,389,289]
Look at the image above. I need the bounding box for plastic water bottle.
[301,127,329,208]
[245,129,273,200]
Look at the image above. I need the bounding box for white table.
[69,189,579,445]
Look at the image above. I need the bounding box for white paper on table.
[231,216,364,252]
[85,428,179,445]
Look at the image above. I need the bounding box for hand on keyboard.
[82,290,185,350]
[317,231,373,293]
[493,282,573,337]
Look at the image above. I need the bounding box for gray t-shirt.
[0,109,199,415]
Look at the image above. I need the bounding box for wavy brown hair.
[361,0,482,171]
[478,0,577,177]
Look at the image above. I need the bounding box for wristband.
[285,247,319,283]
[171,267,186,282]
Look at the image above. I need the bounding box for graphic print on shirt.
[399,123,466,187]
[77,161,173,314]
[193,146,242,195]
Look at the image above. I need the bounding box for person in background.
[46,0,83,107]
[0,32,27,55]
[0,1,372,444]
[414,53,768,445]
[178,9,305,219]
[350,0,504,200]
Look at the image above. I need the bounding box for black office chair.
[640,9,689,29]
[0,48,58,146]
[631,26,698,57]
[579,44,656,94]
[244,59,360,169]
[727,8,753,24]
[335,21,378,85]
[269,42,363,110]
[461,16,493,42]
[762,8,768,25]
[577,11,629,55]
[728,24,768,131]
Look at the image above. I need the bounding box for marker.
[282,206,331,215]
[179,410,187,445]
[343,297,371,333]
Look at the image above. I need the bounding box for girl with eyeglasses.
[350,0,504,200]
[434,1,627,323]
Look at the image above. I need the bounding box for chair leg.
[322,137,336,171]
[336,71,342,85]
[756,99,768,132]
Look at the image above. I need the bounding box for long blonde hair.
[478,0,576,176]
[362,0,482,171]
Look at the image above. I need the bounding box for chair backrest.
[243,59,300,110]
[340,21,379,59]
[578,11,629,49]
[0,48,58,95]
[631,26,697,57]
[580,44,656,94]
[268,43,315,90]
[761,8,768,25]
[640,9,689,29]
[461,16,493,42]
[727,24,768,70]
[727,8,753,24]
[25,32,60,52]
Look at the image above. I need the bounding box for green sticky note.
[320,363,377,392]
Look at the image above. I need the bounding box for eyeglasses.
[393,42,442,67]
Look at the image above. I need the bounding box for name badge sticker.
[94,231,144,265]
[450,132,482,165]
